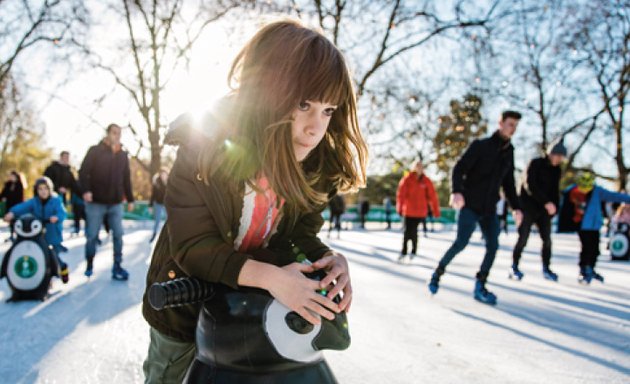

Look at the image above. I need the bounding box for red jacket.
[396,172,440,219]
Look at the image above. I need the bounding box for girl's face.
[291,100,337,162]
[37,184,51,199]
[8,173,16,182]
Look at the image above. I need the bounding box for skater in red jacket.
[396,160,440,263]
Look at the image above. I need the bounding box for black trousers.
[73,203,85,232]
[402,217,422,255]
[512,209,553,268]
[329,213,342,233]
[578,230,600,269]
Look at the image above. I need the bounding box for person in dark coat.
[328,193,345,239]
[149,168,169,243]
[44,151,78,205]
[70,191,86,235]
[1,170,26,242]
[428,110,523,305]
[359,198,370,229]
[79,123,134,280]
[511,139,566,282]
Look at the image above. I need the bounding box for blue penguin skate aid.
[0,215,63,301]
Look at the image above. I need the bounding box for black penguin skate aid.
[1,215,67,301]
[149,270,349,383]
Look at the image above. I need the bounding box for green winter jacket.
[142,118,333,342]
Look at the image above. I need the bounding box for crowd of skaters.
[1,111,628,296]
[1,123,169,283]
[0,19,628,383]
[328,110,630,305]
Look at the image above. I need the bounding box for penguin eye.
[15,221,22,231]
[32,221,42,232]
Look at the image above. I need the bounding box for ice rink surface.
[0,222,628,383]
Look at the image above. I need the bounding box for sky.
[13,1,253,168]
[6,1,628,190]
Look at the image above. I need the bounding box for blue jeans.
[85,203,124,264]
[437,207,500,280]
[152,203,166,236]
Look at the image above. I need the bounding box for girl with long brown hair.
[142,19,367,383]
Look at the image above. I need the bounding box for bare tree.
[565,0,630,190]
[80,0,243,175]
[0,0,88,85]
[294,0,506,98]
[508,1,590,150]
[463,1,604,153]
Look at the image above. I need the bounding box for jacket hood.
[165,99,231,147]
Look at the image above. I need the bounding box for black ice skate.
[509,264,524,281]
[112,262,129,281]
[591,270,604,283]
[428,270,442,295]
[578,267,593,285]
[474,280,497,305]
[542,268,558,282]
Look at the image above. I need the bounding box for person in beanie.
[558,171,630,284]
[510,138,567,281]
[396,159,440,263]
[428,110,523,305]
[4,177,69,283]
[79,123,134,280]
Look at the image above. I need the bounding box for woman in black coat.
[1,170,26,241]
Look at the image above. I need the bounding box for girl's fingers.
[312,256,333,269]
[286,262,314,273]
[297,307,321,325]
[302,278,322,291]
[327,274,349,299]
[339,283,353,311]
[344,298,352,313]
[319,265,343,288]
[305,300,335,321]
[310,291,340,313]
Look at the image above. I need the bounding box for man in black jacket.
[428,111,523,305]
[79,123,134,280]
[510,140,567,282]
[44,151,78,205]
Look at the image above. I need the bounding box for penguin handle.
[148,277,214,310]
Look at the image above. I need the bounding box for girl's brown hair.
[199,19,368,214]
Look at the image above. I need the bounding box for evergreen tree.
[433,93,488,205]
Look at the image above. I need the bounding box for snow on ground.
[0,221,628,383]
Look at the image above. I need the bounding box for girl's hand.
[266,262,341,325]
[49,216,58,223]
[312,251,353,313]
